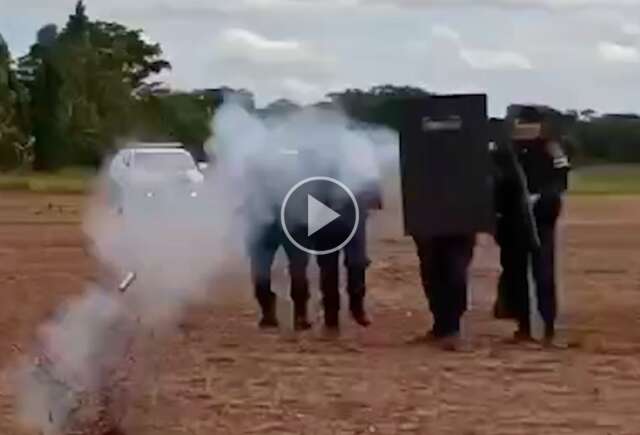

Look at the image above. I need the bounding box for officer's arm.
[546,141,571,195]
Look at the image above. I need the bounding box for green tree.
[88,21,171,91]
[0,34,31,169]
[18,1,172,169]
[327,85,431,130]
[18,24,67,170]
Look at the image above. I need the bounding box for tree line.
[0,1,213,171]
[325,87,640,165]
[1,1,638,172]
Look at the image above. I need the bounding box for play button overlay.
[281,177,360,255]
[307,195,340,236]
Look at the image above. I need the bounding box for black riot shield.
[398,94,494,238]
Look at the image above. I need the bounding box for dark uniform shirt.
[516,139,570,224]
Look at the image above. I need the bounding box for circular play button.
[281,177,360,255]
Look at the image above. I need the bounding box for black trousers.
[249,223,309,317]
[316,217,370,325]
[498,221,558,336]
[413,235,475,337]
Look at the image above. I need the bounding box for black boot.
[293,300,312,331]
[324,309,340,330]
[320,261,340,331]
[349,296,371,327]
[542,323,557,347]
[256,289,278,329]
[347,267,371,327]
[259,311,278,329]
[508,317,534,343]
[323,309,340,339]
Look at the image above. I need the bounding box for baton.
[513,158,541,250]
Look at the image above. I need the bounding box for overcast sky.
[2,0,640,115]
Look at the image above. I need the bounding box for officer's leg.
[413,237,448,337]
[495,216,530,321]
[533,222,558,340]
[344,217,371,327]
[249,227,279,328]
[441,235,475,337]
[317,252,341,329]
[495,220,517,319]
[509,244,532,339]
[496,247,517,319]
[282,234,311,331]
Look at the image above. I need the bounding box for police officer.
[494,105,570,344]
[397,94,494,351]
[244,147,311,331]
[315,180,382,331]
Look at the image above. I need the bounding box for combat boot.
[508,321,535,344]
[347,267,371,327]
[324,308,340,330]
[259,314,278,329]
[349,296,371,327]
[293,300,312,331]
[320,262,340,332]
[257,295,278,329]
[542,323,567,349]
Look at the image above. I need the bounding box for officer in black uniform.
[244,147,311,331]
[397,94,494,351]
[315,180,383,331]
[494,105,570,344]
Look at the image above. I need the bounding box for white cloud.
[622,22,640,35]
[430,25,462,42]
[208,28,338,105]
[371,0,640,10]
[281,77,325,102]
[598,41,640,62]
[460,49,533,70]
[4,0,640,113]
[430,24,533,70]
[218,28,305,60]
[242,0,359,7]
[215,28,335,69]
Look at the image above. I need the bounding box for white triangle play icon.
[307,195,340,236]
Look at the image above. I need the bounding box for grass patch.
[1,164,638,195]
[0,175,30,191]
[570,164,640,195]
[0,169,93,194]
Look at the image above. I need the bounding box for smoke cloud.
[11,101,399,434]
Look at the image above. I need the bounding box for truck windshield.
[135,152,195,173]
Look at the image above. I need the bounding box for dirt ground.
[1,191,640,435]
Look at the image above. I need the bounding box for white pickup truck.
[106,143,206,213]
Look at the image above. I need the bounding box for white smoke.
[11,102,399,434]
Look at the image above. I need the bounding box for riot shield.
[398,94,494,238]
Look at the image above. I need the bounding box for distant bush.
[572,119,640,163]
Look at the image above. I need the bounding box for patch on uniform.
[553,157,570,168]
[422,116,463,132]
[547,142,571,169]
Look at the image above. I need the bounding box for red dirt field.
[1,191,640,434]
